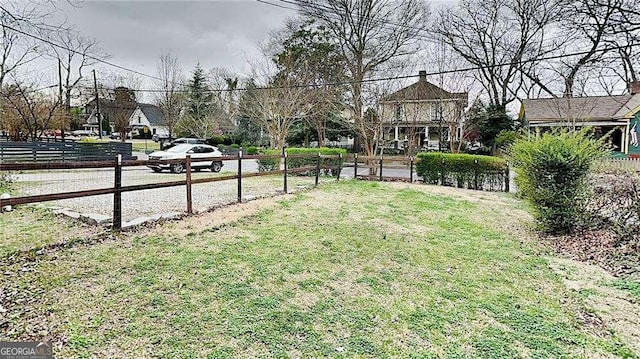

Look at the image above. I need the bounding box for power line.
[0,23,186,86]
[71,41,640,94]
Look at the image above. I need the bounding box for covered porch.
[381,123,459,152]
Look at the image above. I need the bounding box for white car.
[71,129,98,137]
[147,143,224,173]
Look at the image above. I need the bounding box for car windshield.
[166,144,193,153]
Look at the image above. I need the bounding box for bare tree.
[294,0,429,156]
[154,51,184,140]
[112,87,136,142]
[0,7,41,89]
[555,0,623,97]
[0,80,62,141]
[47,30,107,136]
[240,76,312,149]
[434,0,560,107]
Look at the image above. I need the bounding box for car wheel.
[211,161,222,173]
[152,168,162,173]
[170,163,184,174]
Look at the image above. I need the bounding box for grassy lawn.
[130,140,160,153]
[1,181,637,357]
[0,207,102,259]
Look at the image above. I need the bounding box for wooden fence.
[604,157,640,171]
[0,141,134,162]
[0,152,343,230]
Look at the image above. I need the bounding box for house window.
[395,104,402,121]
[430,103,442,121]
[138,116,141,124]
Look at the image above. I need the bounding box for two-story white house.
[379,71,468,153]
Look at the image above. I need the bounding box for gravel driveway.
[13,158,329,221]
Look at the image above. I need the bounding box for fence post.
[186,155,193,215]
[409,156,414,183]
[474,159,479,190]
[112,154,122,231]
[283,147,288,194]
[238,149,242,202]
[505,162,510,192]
[354,153,358,179]
[337,153,343,181]
[440,159,445,186]
[315,152,321,187]
[379,157,383,181]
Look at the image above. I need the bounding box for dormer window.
[395,104,402,121]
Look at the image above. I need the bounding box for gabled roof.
[138,103,164,126]
[521,95,634,122]
[382,76,467,103]
[85,98,136,124]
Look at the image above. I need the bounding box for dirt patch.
[141,194,295,237]
[543,230,640,279]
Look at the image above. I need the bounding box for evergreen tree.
[466,100,515,149]
[178,64,219,138]
[185,64,213,123]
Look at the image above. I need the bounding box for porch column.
[394,126,399,141]
[624,122,630,154]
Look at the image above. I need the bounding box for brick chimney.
[628,81,640,95]
[418,70,427,81]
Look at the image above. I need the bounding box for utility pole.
[93,69,102,139]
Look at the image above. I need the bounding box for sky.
[19,0,460,104]
[45,0,297,87]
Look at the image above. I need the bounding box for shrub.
[494,130,520,149]
[415,152,507,190]
[207,135,233,146]
[509,129,605,234]
[246,146,258,155]
[256,147,347,174]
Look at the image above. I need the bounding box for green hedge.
[256,147,347,174]
[415,152,507,190]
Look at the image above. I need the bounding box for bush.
[207,135,234,146]
[509,129,605,234]
[246,146,258,155]
[415,152,507,190]
[494,130,520,149]
[256,147,347,174]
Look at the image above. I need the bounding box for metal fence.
[0,141,134,162]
